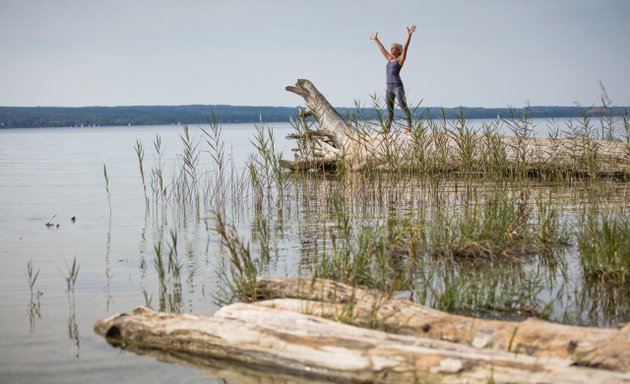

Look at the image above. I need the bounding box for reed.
[597,82,617,141]
[250,125,285,188]
[200,114,226,214]
[423,188,568,259]
[124,113,629,326]
[480,120,510,180]
[577,212,630,284]
[134,140,149,208]
[152,229,183,312]
[419,258,550,319]
[64,257,80,294]
[213,211,259,303]
[26,259,40,294]
[562,115,600,178]
[103,164,112,216]
[448,109,481,175]
[150,134,167,203]
[26,259,41,332]
[254,216,271,263]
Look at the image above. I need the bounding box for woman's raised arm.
[370,32,392,60]
[399,25,417,66]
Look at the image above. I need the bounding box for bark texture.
[255,278,630,372]
[95,304,630,383]
[94,278,630,382]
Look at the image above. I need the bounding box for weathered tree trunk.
[255,278,630,372]
[95,304,630,383]
[283,79,630,175]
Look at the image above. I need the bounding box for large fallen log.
[255,277,630,372]
[95,304,630,383]
[284,79,630,175]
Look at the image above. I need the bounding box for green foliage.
[577,212,630,284]
[214,211,259,303]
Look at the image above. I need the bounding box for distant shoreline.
[1,105,627,129]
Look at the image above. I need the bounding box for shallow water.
[0,120,628,383]
[0,123,295,383]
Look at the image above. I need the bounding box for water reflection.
[26,260,42,333]
[67,296,80,359]
[107,342,334,384]
[126,124,629,326]
[275,173,630,326]
[105,218,113,311]
[27,291,42,334]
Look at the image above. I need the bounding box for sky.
[1,0,629,108]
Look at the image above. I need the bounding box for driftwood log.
[283,79,630,175]
[255,278,630,372]
[95,278,630,383]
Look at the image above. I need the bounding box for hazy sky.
[1,0,629,108]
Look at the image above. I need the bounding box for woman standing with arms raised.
[370,25,417,133]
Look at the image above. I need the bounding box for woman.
[370,25,417,132]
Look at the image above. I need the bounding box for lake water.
[0,119,628,383]
[0,123,297,383]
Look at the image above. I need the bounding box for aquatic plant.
[134,140,148,208]
[25,260,42,333]
[448,109,481,175]
[128,114,629,326]
[64,257,80,294]
[25,259,40,294]
[152,229,183,312]
[213,211,259,303]
[577,212,630,284]
[424,189,568,259]
[103,164,112,216]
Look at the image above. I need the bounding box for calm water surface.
[1,119,628,383]
[0,123,295,383]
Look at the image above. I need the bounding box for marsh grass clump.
[417,257,553,319]
[249,125,286,190]
[173,126,201,219]
[425,189,568,259]
[306,192,415,293]
[127,112,629,326]
[448,109,482,175]
[153,229,183,312]
[214,211,259,303]
[577,212,630,284]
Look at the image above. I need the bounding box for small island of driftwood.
[95,278,630,383]
[282,79,630,176]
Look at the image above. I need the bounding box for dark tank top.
[386,59,403,85]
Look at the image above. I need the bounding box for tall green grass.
[577,212,630,284]
[129,113,629,326]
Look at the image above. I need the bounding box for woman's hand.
[370,32,378,41]
[407,25,417,35]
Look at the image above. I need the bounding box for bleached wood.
[95,305,630,383]
[255,277,630,372]
[284,79,630,174]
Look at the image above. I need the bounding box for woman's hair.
[393,43,402,52]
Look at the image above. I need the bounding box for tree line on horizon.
[0,104,627,128]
